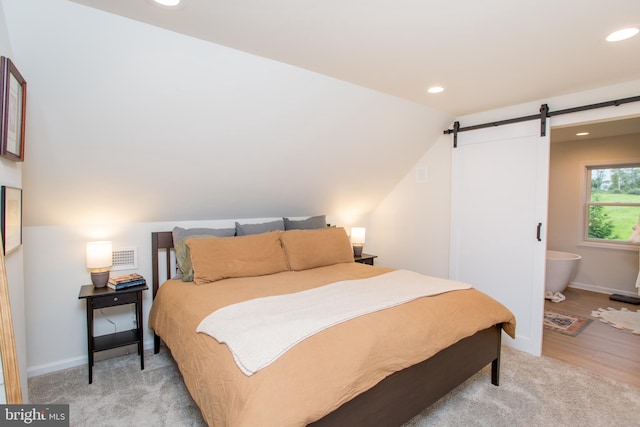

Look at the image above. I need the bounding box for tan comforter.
[148,263,516,427]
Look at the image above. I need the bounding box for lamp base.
[353,244,364,257]
[91,271,110,288]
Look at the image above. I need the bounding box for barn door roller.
[444,95,640,148]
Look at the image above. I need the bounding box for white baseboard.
[27,339,157,378]
[27,355,86,378]
[505,335,540,357]
[568,281,639,297]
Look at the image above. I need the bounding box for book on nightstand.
[108,273,146,290]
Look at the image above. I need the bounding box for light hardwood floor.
[542,287,640,387]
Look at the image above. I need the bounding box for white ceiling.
[69,0,640,116]
[551,116,640,143]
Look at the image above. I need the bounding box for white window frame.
[579,159,640,252]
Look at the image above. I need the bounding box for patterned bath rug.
[591,307,640,334]
[544,310,593,337]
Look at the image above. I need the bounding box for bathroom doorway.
[543,116,640,385]
[547,117,640,296]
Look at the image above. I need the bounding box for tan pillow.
[280,227,354,271]
[174,235,224,282]
[187,231,288,284]
[172,226,236,281]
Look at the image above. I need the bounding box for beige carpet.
[29,346,640,427]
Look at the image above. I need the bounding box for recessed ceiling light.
[606,27,639,42]
[576,132,590,136]
[427,86,444,94]
[151,0,182,7]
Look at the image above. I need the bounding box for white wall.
[368,134,452,278]
[0,1,27,401]
[3,0,450,228]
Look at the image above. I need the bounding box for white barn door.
[450,120,549,356]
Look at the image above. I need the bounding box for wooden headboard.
[151,231,175,353]
[151,231,175,299]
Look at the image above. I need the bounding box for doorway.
[543,116,640,385]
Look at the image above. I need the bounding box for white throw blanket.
[196,269,472,375]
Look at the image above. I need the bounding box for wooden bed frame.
[151,231,503,426]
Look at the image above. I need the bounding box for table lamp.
[351,227,366,257]
[86,241,112,288]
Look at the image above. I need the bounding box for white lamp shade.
[86,241,113,269]
[153,0,181,6]
[351,227,366,245]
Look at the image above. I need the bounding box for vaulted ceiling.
[71,0,640,116]
[3,0,640,228]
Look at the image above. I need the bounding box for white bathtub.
[545,250,582,294]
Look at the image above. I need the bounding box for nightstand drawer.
[354,253,377,265]
[92,292,138,309]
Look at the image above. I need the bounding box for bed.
[149,227,516,426]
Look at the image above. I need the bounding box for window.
[585,164,640,247]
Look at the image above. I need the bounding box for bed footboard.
[309,324,502,427]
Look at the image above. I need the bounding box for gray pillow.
[172,226,236,280]
[172,226,236,243]
[283,215,327,230]
[235,219,285,236]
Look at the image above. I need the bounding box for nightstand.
[78,283,148,384]
[354,253,377,265]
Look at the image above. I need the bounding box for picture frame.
[1,186,22,255]
[0,57,26,162]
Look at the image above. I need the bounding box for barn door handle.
[536,223,542,241]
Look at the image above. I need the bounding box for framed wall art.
[0,57,26,162]
[1,186,22,255]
